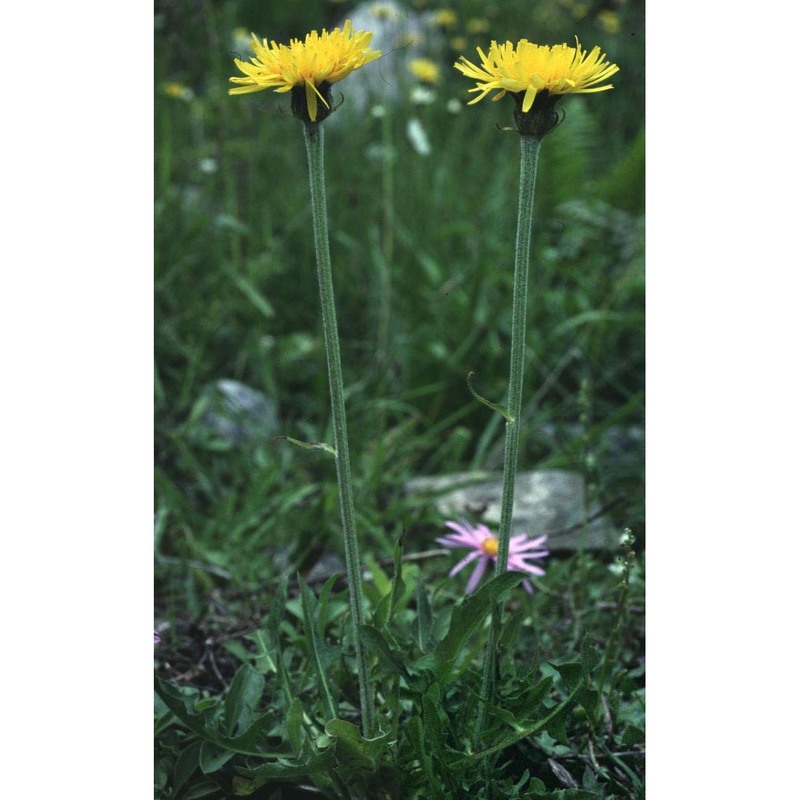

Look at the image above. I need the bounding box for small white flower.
[409,85,436,105]
[406,117,431,156]
[199,158,218,175]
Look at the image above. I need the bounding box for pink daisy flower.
[436,520,548,594]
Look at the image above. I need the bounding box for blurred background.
[154,0,644,607]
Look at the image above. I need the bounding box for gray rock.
[406,470,618,550]
[186,379,279,448]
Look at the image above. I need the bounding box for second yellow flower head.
[455,37,618,114]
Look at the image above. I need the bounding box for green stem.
[377,108,394,368]
[303,122,376,738]
[497,134,542,572]
[475,134,543,742]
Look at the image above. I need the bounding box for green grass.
[155,1,645,796]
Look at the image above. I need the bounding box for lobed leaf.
[414,571,524,682]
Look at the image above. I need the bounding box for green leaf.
[231,762,314,796]
[316,574,343,634]
[274,434,335,456]
[422,684,446,756]
[407,715,443,800]
[173,740,202,793]
[544,703,571,745]
[155,676,282,758]
[497,606,525,655]
[620,723,645,748]
[299,576,339,720]
[373,590,392,630]
[360,624,413,684]
[450,672,585,768]
[490,675,553,733]
[199,740,235,774]
[267,577,289,634]
[467,371,512,422]
[574,686,599,723]
[183,781,224,799]
[225,710,276,753]
[324,718,393,771]
[154,678,215,742]
[389,530,407,617]
[224,664,265,737]
[229,272,275,319]
[415,578,434,653]
[553,309,643,336]
[365,553,392,597]
[580,635,600,675]
[415,571,524,681]
[548,660,583,694]
[287,697,306,756]
[365,554,392,629]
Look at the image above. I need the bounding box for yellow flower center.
[481,537,499,557]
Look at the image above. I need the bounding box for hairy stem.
[475,134,543,742]
[304,122,376,738]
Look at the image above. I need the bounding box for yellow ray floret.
[229,20,381,121]
[455,37,618,113]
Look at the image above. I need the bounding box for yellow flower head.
[229,20,381,123]
[409,57,440,84]
[161,81,194,102]
[455,37,618,113]
[465,17,491,35]
[433,9,458,30]
[597,10,621,35]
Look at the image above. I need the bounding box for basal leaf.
[548,660,583,694]
[365,553,392,598]
[324,718,394,771]
[287,697,306,756]
[450,672,585,768]
[580,635,600,675]
[415,578,434,653]
[226,710,276,754]
[224,664,265,737]
[360,624,413,684]
[173,740,202,794]
[183,781,225,799]
[389,530,407,616]
[421,684,446,756]
[199,740,235,774]
[299,577,338,720]
[415,571,523,681]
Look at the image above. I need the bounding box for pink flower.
[154,631,161,644]
[436,520,548,594]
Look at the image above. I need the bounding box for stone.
[186,379,279,448]
[405,469,618,550]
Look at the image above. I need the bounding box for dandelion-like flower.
[409,57,440,84]
[161,82,194,102]
[433,10,458,31]
[229,20,381,123]
[437,520,548,594]
[455,37,618,135]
